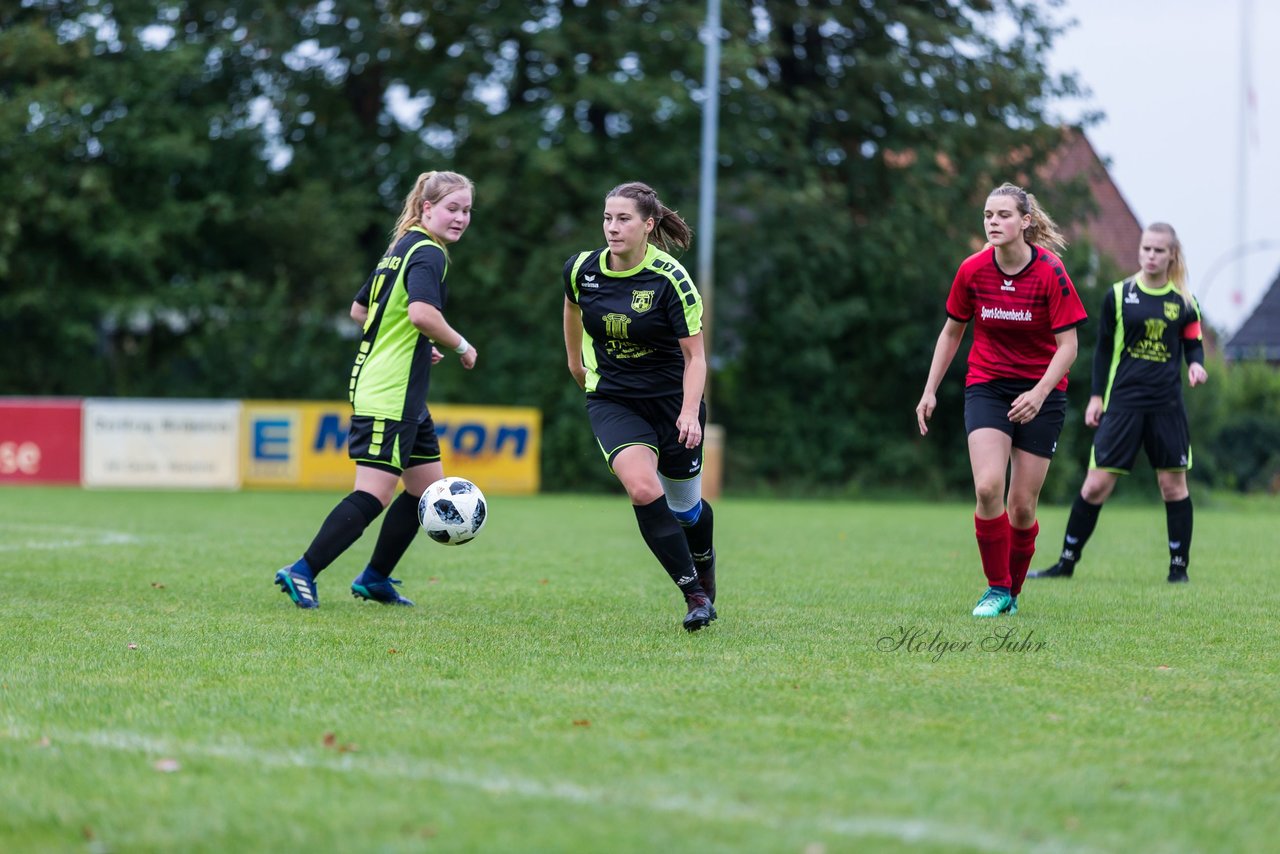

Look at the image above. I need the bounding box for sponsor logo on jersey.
[630,289,655,313]
[1164,301,1181,321]
[603,312,631,338]
[980,305,1033,322]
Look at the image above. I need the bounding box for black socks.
[1059,493,1103,568]
[682,500,715,564]
[633,497,705,597]
[302,490,384,575]
[1165,495,1193,572]
[368,491,422,577]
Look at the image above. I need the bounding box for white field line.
[0,722,1096,854]
[0,523,141,552]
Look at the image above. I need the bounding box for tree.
[706,0,1091,492]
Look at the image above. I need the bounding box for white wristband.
[453,336,470,355]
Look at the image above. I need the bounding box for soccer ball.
[418,477,488,545]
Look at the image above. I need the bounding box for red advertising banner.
[0,398,83,483]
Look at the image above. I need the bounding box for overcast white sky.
[1046,0,1280,336]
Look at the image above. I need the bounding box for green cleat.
[972,587,1012,618]
[999,595,1018,616]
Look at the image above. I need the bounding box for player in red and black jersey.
[1031,223,1207,583]
[916,182,1087,617]
[563,182,717,632]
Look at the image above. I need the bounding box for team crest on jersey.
[1164,301,1181,321]
[630,290,655,313]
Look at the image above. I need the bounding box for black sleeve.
[563,254,581,304]
[1184,339,1204,366]
[404,246,447,309]
[353,270,375,306]
[1091,286,1116,397]
[1183,298,1205,365]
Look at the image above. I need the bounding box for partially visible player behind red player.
[916,182,1088,617]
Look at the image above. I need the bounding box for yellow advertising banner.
[241,401,540,494]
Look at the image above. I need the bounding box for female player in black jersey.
[275,170,478,609]
[916,183,1087,617]
[562,181,717,631]
[1030,223,1207,583]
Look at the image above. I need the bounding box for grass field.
[2,486,1277,853]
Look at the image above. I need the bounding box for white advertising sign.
[83,399,241,488]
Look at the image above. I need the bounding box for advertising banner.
[241,401,540,494]
[82,399,241,488]
[0,398,83,484]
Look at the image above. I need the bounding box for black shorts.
[585,393,705,480]
[964,379,1067,459]
[348,413,441,475]
[1090,409,1192,473]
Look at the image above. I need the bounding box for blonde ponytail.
[388,170,475,253]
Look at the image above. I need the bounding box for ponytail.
[605,181,692,253]
[388,170,475,254]
[988,182,1067,255]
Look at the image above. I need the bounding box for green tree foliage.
[1187,355,1280,493]
[708,1,1091,494]
[0,0,375,398]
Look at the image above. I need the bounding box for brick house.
[1040,127,1143,275]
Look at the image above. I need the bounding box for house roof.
[1041,129,1144,272]
[1224,267,1280,361]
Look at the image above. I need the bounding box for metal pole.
[697,0,721,371]
[1235,0,1252,311]
[697,0,723,498]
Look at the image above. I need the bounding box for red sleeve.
[945,262,973,322]
[1044,253,1087,332]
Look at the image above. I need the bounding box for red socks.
[974,512,1012,589]
[1009,520,1039,597]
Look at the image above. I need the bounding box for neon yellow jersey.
[349,228,448,420]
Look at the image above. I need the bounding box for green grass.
[2,486,1277,853]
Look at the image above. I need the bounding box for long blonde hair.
[988,182,1068,254]
[1143,222,1191,306]
[388,170,474,254]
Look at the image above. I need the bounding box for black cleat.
[1167,568,1189,584]
[682,593,717,632]
[694,548,717,603]
[1028,561,1075,579]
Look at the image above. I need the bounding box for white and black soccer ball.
[418,477,488,545]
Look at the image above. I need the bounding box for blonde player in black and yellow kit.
[1031,223,1207,584]
[563,182,718,631]
[275,171,477,609]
